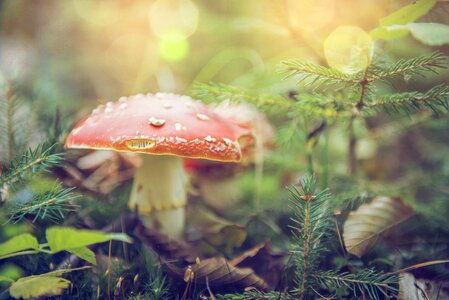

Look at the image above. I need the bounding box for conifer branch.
[367,52,447,83]
[366,84,449,116]
[190,82,293,113]
[6,184,78,223]
[279,60,360,89]
[0,143,64,187]
[314,269,398,299]
[0,81,22,162]
[289,175,332,299]
[191,81,351,119]
[218,290,292,300]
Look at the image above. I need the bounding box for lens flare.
[149,0,199,41]
[72,0,121,26]
[287,0,336,31]
[324,26,374,75]
[158,32,189,62]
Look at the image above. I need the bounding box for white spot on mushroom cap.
[175,137,187,143]
[215,143,226,152]
[71,126,81,135]
[148,117,166,127]
[222,137,233,145]
[204,136,216,142]
[174,123,182,131]
[196,113,209,121]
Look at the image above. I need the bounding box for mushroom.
[65,93,244,238]
[186,101,274,211]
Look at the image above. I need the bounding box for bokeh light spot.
[149,0,199,41]
[158,33,189,62]
[287,0,336,31]
[324,26,374,75]
[72,0,121,26]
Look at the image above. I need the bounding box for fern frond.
[366,84,449,116]
[314,269,398,299]
[279,60,360,90]
[0,143,64,187]
[368,52,447,83]
[190,81,293,113]
[6,183,78,223]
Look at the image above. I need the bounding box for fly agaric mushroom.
[65,93,245,238]
[185,101,274,211]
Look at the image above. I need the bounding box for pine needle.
[0,143,64,187]
[6,183,78,223]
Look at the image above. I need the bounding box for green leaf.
[35,265,91,277]
[0,276,14,283]
[9,276,71,299]
[370,0,437,40]
[370,25,409,40]
[371,22,449,45]
[380,0,437,26]
[0,264,23,281]
[408,22,449,46]
[46,226,132,253]
[67,246,96,265]
[0,233,39,257]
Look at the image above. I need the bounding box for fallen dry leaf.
[134,224,199,263]
[343,196,414,257]
[189,206,246,255]
[398,272,449,300]
[59,150,138,195]
[167,257,268,290]
[229,241,287,289]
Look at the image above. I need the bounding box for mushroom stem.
[129,155,187,238]
[198,177,242,212]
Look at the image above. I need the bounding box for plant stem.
[315,274,390,288]
[1,156,50,185]
[0,247,52,260]
[322,125,330,188]
[0,250,40,260]
[348,115,357,176]
[5,83,14,164]
[13,196,59,213]
[303,117,314,174]
[306,152,314,175]
[299,199,311,300]
[253,119,265,213]
[348,68,369,176]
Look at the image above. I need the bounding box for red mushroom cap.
[212,101,275,150]
[65,93,245,162]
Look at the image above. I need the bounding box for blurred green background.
[0,0,416,119]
